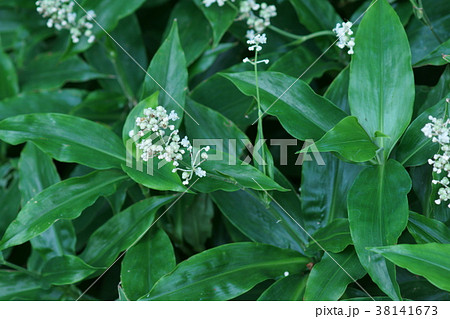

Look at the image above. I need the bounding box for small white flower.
[284,271,289,277]
[194,167,207,178]
[333,22,355,55]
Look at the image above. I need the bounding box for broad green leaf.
[223,71,347,140]
[307,219,352,254]
[18,143,76,268]
[304,247,367,301]
[121,227,175,300]
[269,45,340,83]
[395,96,449,166]
[189,43,236,80]
[406,0,450,65]
[0,44,18,99]
[19,53,106,91]
[416,66,450,116]
[80,195,174,267]
[0,113,126,170]
[193,0,237,47]
[42,255,99,285]
[258,274,307,301]
[0,170,127,250]
[324,66,350,114]
[349,0,415,158]
[142,21,187,127]
[69,0,147,53]
[211,169,307,253]
[301,153,362,234]
[300,116,378,163]
[140,243,310,301]
[397,268,450,301]
[165,1,212,65]
[371,243,450,292]
[118,285,131,301]
[0,90,84,121]
[190,74,255,130]
[289,0,341,32]
[0,271,63,301]
[185,98,248,155]
[408,212,450,244]
[348,159,411,300]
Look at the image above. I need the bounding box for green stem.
[269,25,334,44]
[253,50,267,178]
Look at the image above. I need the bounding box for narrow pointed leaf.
[80,196,174,268]
[304,247,367,301]
[408,212,450,244]
[142,21,187,127]
[223,71,347,140]
[371,243,450,292]
[0,170,127,250]
[0,113,126,169]
[307,218,352,254]
[140,243,310,301]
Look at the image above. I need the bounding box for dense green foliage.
[0,0,449,301]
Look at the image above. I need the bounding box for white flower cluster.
[202,0,235,7]
[422,111,450,208]
[242,32,269,65]
[239,1,277,33]
[333,22,355,55]
[129,106,209,185]
[35,0,96,44]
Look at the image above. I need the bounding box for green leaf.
[408,212,450,244]
[414,39,450,67]
[190,74,255,130]
[140,243,310,301]
[80,195,174,268]
[0,271,62,301]
[300,153,362,234]
[42,255,99,285]
[269,45,340,83]
[307,218,352,254]
[349,0,415,158]
[370,243,450,292]
[300,116,378,163]
[142,21,188,127]
[406,0,450,65]
[0,90,84,121]
[323,66,350,113]
[165,1,212,65]
[0,113,126,170]
[0,170,127,250]
[304,247,367,301]
[289,0,341,32]
[0,44,18,99]
[348,159,411,300]
[121,227,175,300]
[19,53,107,91]
[193,0,237,47]
[395,96,449,166]
[18,143,76,267]
[257,274,307,301]
[223,71,347,140]
[0,176,21,238]
[69,0,147,54]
